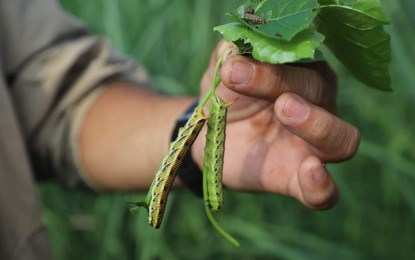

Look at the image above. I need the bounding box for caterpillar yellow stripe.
[130,106,207,228]
[147,107,207,228]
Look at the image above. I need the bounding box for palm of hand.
[194,88,311,196]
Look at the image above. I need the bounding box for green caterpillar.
[201,95,239,247]
[132,107,207,228]
[203,95,231,212]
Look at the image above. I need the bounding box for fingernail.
[230,61,253,85]
[312,166,327,182]
[283,96,307,120]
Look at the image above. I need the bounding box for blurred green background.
[39,0,415,259]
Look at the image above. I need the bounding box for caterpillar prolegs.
[203,95,232,212]
[131,107,207,229]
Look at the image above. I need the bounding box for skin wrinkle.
[312,115,345,162]
[309,72,324,105]
[248,104,274,135]
[333,126,350,161]
[342,126,360,161]
[270,65,285,100]
[309,113,359,163]
[226,100,269,122]
[289,62,338,111]
[314,115,335,149]
[297,68,324,106]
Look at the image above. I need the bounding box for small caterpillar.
[203,95,232,212]
[243,8,267,25]
[137,107,207,229]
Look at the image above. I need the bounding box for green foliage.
[215,23,324,64]
[317,0,392,90]
[256,0,319,40]
[231,0,320,41]
[40,0,415,259]
[216,0,392,91]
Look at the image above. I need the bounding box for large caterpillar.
[133,107,207,229]
[203,95,231,212]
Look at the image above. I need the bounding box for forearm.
[79,83,194,191]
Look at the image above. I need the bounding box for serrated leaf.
[214,23,324,64]
[228,0,320,41]
[317,0,392,90]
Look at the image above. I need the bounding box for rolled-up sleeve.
[4,0,152,190]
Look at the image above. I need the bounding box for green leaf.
[317,0,392,90]
[228,0,320,41]
[214,23,324,64]
[353,0,391,24]
[214,23,248,42]
[255,0,320,40]
[319,1,390,30]
[249,29,325,64]
[318,0,339,4]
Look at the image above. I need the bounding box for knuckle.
[313,116,335,144]
[327,124,360,162]
[311,113,360,162]
[306,72,325,104]
[294,68,326,104]
[268,65,286,98]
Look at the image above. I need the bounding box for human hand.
[192,41,360,209]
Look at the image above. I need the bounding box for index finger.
[220,55,336,109]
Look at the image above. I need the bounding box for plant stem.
[199,57,223,108]
[202,150,240,246]
[203,200,240,247]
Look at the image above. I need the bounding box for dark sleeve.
[0,0,88,75]
[1,0,152,190]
